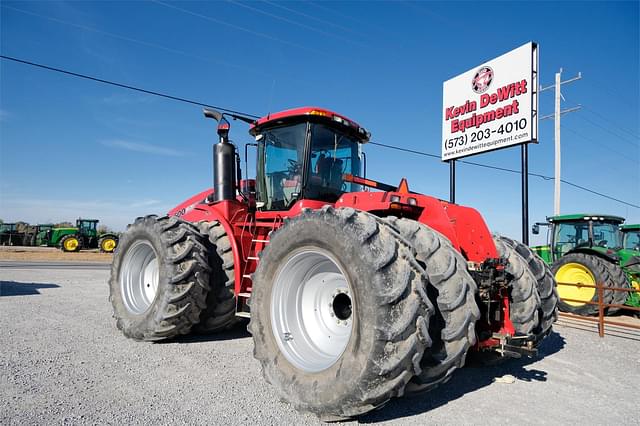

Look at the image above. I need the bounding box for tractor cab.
[249,108,368,210]
[621,224,640,252]
[77,219,99,237]
[533,214,624,262]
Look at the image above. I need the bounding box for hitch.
[492,333,538,358]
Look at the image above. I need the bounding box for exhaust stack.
[204,108,236,202]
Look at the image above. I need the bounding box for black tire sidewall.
[552,253,608,315]
[109,221,174,338]
[252,216,384,413]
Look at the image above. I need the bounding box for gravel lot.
[1,264,638,425]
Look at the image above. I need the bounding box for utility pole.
[540,68,582,215]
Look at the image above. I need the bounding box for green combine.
[39,218,119,253]
[531,214,639,315]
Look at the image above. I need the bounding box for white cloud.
[101,139,186,157]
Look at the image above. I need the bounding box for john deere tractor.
[532,214,638,314]
[39,219,119,253]
[23,224,53,246]
[619,224,640,307]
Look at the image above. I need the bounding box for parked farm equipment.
[531,214,638,314]
[0,223,24,246]
[109,107,558,419]
[22,224,54,246]
[40,219,119,252]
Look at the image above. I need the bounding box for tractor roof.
[249,107,370,142]
[621,224,640,231]
[547,214,625,223]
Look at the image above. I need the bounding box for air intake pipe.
[204,108,236,202]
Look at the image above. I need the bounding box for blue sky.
[1,0,638,244]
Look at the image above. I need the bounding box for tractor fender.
[100,233,119,240]
[177,201,244,296]
[168,188,214,219]
[565,247,619,264]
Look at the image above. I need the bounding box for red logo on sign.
[472,66,493,94]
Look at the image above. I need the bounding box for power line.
[563,125,637,165]
[577,114,639,148]
[2,4,263,76]
[2,54,637,209]
[582,105,640,140]
[370,142,638,208]
[0,55,258,118]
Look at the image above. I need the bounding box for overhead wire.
[0,55,258,118]
[1,54,637,209]
[1,4,263,76]
[581,105,640,140]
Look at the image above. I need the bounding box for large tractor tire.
[496,236,558,340]
[109,215,210,341]
[551,253,616,316]
[384,217,479,393]
[603,262,630,313]
[493,237,540,334]
[250,207,432,420]
[99,235,119,253]
[193,221,237,334]
[60,234,82,252]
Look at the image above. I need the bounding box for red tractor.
[109,107,558,419]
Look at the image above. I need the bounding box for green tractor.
[23,224,54,246]
[39,219,119,253]
[620,224,640,307]
[531,214,639,315]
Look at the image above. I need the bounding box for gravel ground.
[1,266,638,425]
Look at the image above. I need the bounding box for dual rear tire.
[249,208,483,419]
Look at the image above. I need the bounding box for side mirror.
[532,224,540,235]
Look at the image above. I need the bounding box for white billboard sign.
[442,42,538,161]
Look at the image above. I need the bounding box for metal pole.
[521,144,529,245]
[449,160,455,203]
[554,69,562,215]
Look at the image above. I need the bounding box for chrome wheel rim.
[270,248,353,373]
[120,240,159,314]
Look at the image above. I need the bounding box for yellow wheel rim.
[102,239,116,252]
[555,262,596,306]
[64,238,79,251]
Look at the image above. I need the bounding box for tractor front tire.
[60,235,82,252]
[385,217,479,394]
[602,262,630,313]
[109,215,210,341]
[99,235,119,253]
[493,237,540,334]
[250,207,432,420]
[193,221,237,334]
[496,236,558,340]
[552,253,616,316]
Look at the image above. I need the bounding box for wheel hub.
[556,262,596,306]
[270,249,354,373]
[120,240,159,314]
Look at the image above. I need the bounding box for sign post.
[442,42,538,244]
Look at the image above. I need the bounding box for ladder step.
[247,256,259,260]
[252,239,269,243]
[235,312,251,318]
[238,292,251,298]
[242,274,252,279]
